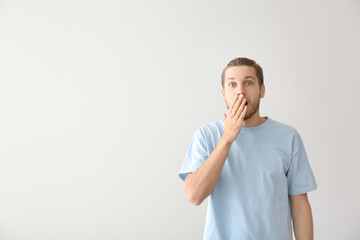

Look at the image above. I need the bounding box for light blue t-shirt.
[179,117,317,240]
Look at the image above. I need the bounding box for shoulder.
[198,119,223,134]
[194,120,224,143]
[199,119,223,131]
[267,118,306,152]
[266,118,300,137]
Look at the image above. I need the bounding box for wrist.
[219,136,233,148]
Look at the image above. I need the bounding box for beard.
[225,94,261,120]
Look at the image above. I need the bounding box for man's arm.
[184,94,247,206]
[290,193,314,240]
[184,137,232,206]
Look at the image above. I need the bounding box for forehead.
[224,66,257,81]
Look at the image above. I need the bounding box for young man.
[179,57,317,240]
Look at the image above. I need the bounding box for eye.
[245,81,252,86]
[229,83,236,87]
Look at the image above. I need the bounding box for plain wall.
[0,0,359,239]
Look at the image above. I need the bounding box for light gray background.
[0,0,359,239]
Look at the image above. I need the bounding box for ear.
[260,85,265,98]
[221,88,225,101]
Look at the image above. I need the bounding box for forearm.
[184,137,232,206]
[184,93,247,206]
[292,197,314,240]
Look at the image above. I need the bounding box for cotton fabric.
[179,117,317,240]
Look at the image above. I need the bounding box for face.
[221,66,265,120]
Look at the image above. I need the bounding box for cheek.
[226,94,237,105]
[225,92,234,100]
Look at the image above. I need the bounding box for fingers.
[239,105,247,121]
[231,95,246,117]
[228,95,238,114]
[235,97,247,119]
[230,94,244,117]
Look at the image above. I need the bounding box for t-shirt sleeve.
[179,127,209,181]
[287,130,318,195]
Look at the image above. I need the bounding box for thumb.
[222,113,227,121]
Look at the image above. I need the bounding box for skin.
[291,193,314,240]
[221,65,265,128]
[184,65,314,239]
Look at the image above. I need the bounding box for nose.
[236,86,245,96]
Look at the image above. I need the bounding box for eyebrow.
[226,76,256,82]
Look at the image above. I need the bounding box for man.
[179,57,317,240]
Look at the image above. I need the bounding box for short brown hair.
[221,57,264,88]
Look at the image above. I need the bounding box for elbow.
[184,173,205,206]
[184,185,204,206]
[192,201,202,206]
[187,194,203,206]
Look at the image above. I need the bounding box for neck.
[242,110,267,127]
